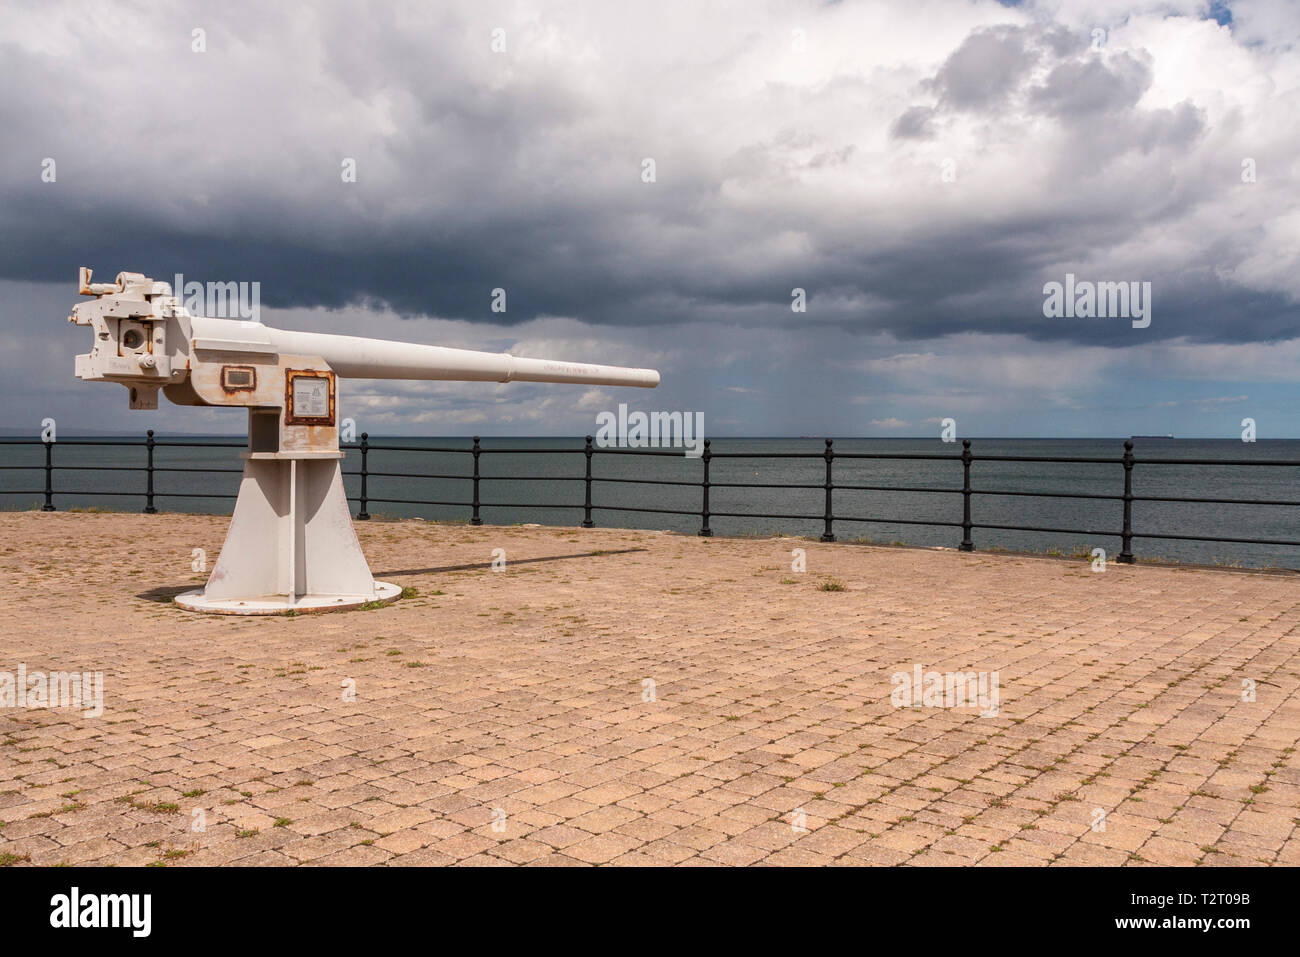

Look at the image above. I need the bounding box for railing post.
[471,435,483,526]
[820,438,836,542]
[42,435,55,511]
[1119,439,1135,563]
[582,435,595,528]
[357,432,370,520]
[143,429,157,513]
[698,439,713,537]
[959,439,974,551]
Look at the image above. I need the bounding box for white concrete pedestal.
[176,452,400,615]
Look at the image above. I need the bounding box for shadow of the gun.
[135,547,650,602]
[137,584,196,604]
[376,547,648,577]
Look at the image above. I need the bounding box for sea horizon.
[3,430,1295,442]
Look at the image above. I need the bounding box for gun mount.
[68,268,659,614]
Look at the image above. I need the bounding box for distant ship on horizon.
[1131,434,1175,439]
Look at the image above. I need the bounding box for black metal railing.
[4,433,1300,564]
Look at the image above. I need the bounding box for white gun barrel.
[263,328,660,388]
[67,268,661,411]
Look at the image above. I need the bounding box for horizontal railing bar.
[350,444,472,453]
[706,452,826,459]
[1133,458,1300,467]
[835,515,965,528]
[591,504,705,516]
[1132,530,1300,546]
[974,522,1119,536]
[582,448,690,457]
[32,489,143,497]
[836,483,961,494]
[707,481,824,490]
[0,438,150,447]
[355,497,472,507]
[359,471,474,481]
[477,502,582,509]
[970,454,1122,464]
[707,510,825,521]
[344,472,586,482]
[152,492,239,499]
[972,488,1124,501]
[487,448,590,454]
[831,452,963,461]
[589,476,703,487]
[1132,494,1300,507]
[38,465,144,472]
[466,447,576,454]
[153,467,244,474]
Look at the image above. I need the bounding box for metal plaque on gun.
[285,369,335,425]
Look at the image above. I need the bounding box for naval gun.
[67,267,659,614]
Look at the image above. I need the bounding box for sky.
[1,0,1297,437]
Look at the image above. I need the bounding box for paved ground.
[1,511,1299,867]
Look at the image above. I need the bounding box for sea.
[2,436,1298,570]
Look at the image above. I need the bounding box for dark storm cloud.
[0,0,1295,354]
